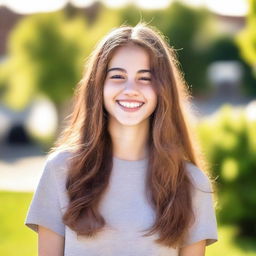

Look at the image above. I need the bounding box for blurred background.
[0,0,255,255]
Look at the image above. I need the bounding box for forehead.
[108,44,150,69]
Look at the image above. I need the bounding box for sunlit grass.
[0,191,37,256]
[0,190,255,256]
[207,225,256,256]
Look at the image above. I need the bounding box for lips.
[116,100,144,112]
[117,100,143,106]
[116,99,144,103]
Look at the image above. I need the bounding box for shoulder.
[184,161,213,193]
[44,150,74,179]
[46,150,74,168]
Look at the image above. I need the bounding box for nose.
[123,80,139,96]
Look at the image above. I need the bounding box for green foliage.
[207,36,240,61]
[0,63,8,98]
[2,11,89,109]
[1,8,121,110]
[236,0,256,76]
[86,6,121,50]
[197,105,256,237]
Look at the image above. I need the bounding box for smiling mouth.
[116,100,144,111]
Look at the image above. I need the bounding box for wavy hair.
[50,23,211,248]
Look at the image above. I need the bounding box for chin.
[115,117,148,127]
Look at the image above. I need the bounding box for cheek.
[103,83,111,99]
[104,82,116,96]
[103,83,117,109]
[146,88,158,108]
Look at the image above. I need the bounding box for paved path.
[0,145,46,192]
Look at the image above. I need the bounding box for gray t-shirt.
[25,150,218,256]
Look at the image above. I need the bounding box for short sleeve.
[24,156,65,237]
[182,163,218,247]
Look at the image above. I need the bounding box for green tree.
[2,11,89,110]
[197,105,256,237]
[236,0,256,76]
[1,7,121,111]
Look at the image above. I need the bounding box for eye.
[139,77,151,81]
[139,77,152,83]
[110,75,125,79]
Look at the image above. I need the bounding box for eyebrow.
[107,67,151,74]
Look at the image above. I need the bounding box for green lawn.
[0,191,37,256]
[207,225,256,256]
[0,190,255,256]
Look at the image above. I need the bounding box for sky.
[0,0,249,16]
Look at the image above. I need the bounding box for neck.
[108,119,150,161]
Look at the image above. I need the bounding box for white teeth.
[118,101,143,108]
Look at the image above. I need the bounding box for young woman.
[25,23,218,256]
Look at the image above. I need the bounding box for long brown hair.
[51,23,211,248]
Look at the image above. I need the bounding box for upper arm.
[181,163,218,247]
[25,152,68,236]
[38,225,65,256]
[179,240,206,256]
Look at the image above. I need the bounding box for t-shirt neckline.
[113,155,149,168]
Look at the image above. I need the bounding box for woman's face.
[103,44,157,128]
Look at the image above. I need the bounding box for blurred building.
[214,13,245,35]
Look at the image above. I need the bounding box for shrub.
[197,104,256,237]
